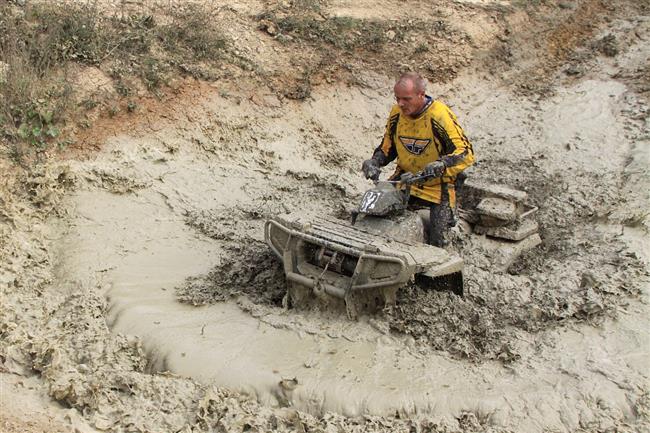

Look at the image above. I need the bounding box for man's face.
[394,81,425,117]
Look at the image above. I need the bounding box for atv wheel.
[415,271,464,297]
[286,282,312,309]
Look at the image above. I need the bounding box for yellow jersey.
[375,99,474,206]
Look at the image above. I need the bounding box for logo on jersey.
[399,136,431,155]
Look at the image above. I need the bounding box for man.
[362,72,474,247]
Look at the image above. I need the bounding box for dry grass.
[0,1,230,161]
[257,0,404,52]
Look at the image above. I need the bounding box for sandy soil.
[1,1,649,432]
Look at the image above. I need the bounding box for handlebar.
[381,172,431,186]
[374,172,432,206]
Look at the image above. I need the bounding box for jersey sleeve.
[430,103,475,177]
[372,105,400,166]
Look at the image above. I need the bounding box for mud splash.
[176,239,286,307]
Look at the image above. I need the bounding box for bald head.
[394,72,427,117]
[395,72,427,94]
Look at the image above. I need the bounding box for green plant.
[108,105,120,117]
[292,0,323,12]
[16,107,60,148]
[22,3,110,70]
[1,1,234,155]
[81,98,99,110]
[8,142,25,165]
[256,11,395,52]
[115,80,132,97]
[414,43,429,54]
[2,73,69,149]
[57,138,73,150]
[109,14,155,56]
[512,0,544,8]
[141,57,166,90]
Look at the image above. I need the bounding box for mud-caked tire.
[285,282,313,309]
[415,272,464,297]
[344,288,396,318]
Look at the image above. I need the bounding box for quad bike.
[265,173,541,318]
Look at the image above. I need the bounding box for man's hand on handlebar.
[399,160,446,186]
[362,159,381,181]
[364,158,446,184]
[422,160,446,178]
[399,172,417,185]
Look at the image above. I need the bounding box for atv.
[265,175,540,318]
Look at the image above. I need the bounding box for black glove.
[399,172,416,185]
[422,160,446,178]
[362,158,381,181]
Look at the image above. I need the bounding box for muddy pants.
[428,199,454,247]
[408,187,454,248]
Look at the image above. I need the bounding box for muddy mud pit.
[2,2,650,433]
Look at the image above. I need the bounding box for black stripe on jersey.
[373,144,396,165]
[431,118,468,167]
[447,108,473,153]
[389,113,400,143]
[374,113,400,165]
[431,119,455,155]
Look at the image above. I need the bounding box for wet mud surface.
[176,137,647,365]
[162,65,649,428]
[388,158,648,362]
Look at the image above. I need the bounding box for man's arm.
[430,103,474,177]
[362,108,400,180]
[372,108,400,166]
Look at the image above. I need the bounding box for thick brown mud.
[176,240,286,307]
[1,6,649,433]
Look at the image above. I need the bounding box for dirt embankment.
[2,1,650,433]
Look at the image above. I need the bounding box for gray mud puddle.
[56,186,490,419]
[53,151,647,432]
